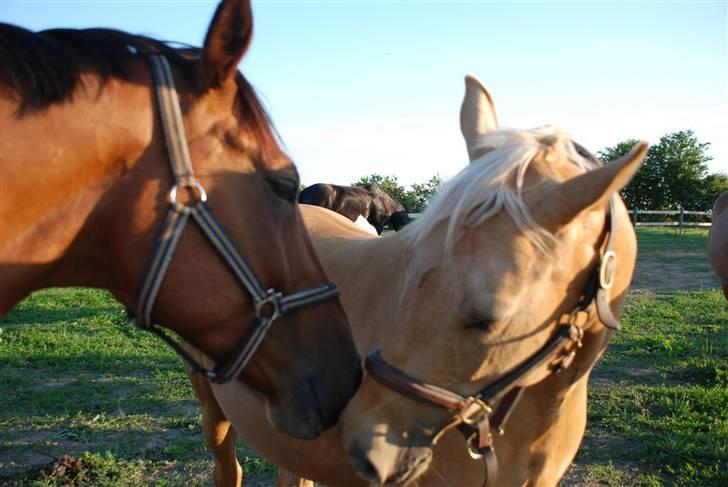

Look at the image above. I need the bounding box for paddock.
[0,227,725,486]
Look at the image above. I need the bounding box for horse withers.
[0,0,359,440]
[299,183,410,234]
[185,75,647,487]
[708,192,728,300]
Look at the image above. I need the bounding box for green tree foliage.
[352,173,444,213]
[699,173,728,210]
[599,130,719,210]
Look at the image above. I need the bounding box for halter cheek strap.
[129,54,339,384]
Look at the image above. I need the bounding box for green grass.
[630,227,718,291]
[573,290,727,486]
[1,228,725,486]
[0,289,272,486]
[635,227,710,254]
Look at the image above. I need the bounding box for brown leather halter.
[365,197,620,486]
[128,54,340,384]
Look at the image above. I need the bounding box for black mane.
[0,23,281,157]
[0,24,198,113]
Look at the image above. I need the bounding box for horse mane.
[0,23,281,158]
[407,126,598,255]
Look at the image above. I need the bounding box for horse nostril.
[350,454,383,485]
[348,441,384,485]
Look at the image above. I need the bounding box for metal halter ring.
[599,250,617,289]
[466,431,493,460]
[255,289,283,322]
[169,181,208,206]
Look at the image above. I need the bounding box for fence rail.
[407,209,713,231]
[630,209,712,230]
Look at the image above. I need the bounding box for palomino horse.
[708,192,728,300]
[186,75,646,486]
[0,0,360,440]
[299,183,410,234]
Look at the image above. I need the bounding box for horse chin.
[264,378,326,439]
[265,366,362,439]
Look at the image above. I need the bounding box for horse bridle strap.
[364,196,620,486]
[130,54,340,384]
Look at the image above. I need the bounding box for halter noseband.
[364,197,620,486]
[128,54,340,384]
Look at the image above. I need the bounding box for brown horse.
[708,192,728,300]
[0,0,360,440]
[299,183,410,234]
[185,75,646,486]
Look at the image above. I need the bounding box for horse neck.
[316,231,410,352]
[0,78,153,315]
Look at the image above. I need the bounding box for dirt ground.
[630,249,719,291]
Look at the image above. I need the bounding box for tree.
[353,173,444,213]
[598,139,666,210]
[699,173,728,210]
[650,130,711,209]
[407,174,443,213]
[353,174,407,204]
[599,130,714,210]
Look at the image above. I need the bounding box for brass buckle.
[457,397,492,426]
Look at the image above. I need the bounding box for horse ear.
[460,74,499,162]
[533,142,649,229]
[200,0,253,89]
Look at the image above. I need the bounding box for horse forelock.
[407,126,598,256]
[0,23,282,159]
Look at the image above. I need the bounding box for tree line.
[343,129,725,213]
[599,130,726,211]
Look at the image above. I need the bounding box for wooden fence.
[407,209,713,232]
[629,209,712,230]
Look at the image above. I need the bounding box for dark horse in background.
[299,183,410,234]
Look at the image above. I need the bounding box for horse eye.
[266,177,299,203]
[465,319,494,332]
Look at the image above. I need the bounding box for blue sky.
[2,0,726,188]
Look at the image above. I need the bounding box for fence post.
[679,207,684,235]
[632,208,638,227]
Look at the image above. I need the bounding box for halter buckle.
[458,397,492,426]
[255,289,283,322]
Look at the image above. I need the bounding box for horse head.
[0,0,360,439]
[337,75,645,484]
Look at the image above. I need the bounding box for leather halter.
[128,54,340,384]
[364,196,620,486]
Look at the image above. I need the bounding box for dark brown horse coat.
[708,192,728,300]
[299,183,410,234]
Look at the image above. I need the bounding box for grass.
[570,290,727,486]
[0,289,272,486]
[1,227,725,486]
[630,227,718,291]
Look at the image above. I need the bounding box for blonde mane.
[407,125,598,255]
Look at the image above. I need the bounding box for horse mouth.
[385,447,433,486]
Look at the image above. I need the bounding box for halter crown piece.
[129,54,340,384]
[365,197,621,487]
